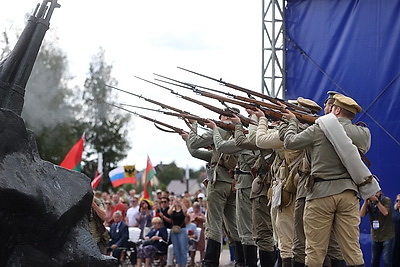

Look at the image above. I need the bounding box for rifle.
[154,74,317,124]
[121,103,239,132]
[106,102,186,134]
[177,66,312,114]
[134,76,257,127]
[105,84,195,115]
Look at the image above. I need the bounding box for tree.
[155,161,185,186]
[82,48,131,191]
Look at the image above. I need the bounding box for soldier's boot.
[330,259,346,267]
[281,257,293,267]
[243,245,258,267]
[274,250,282,267]
[293,261,305,267]
[234,241,245,267]
[322,256,331,267]
[258,250,275,267]
[201,239,221,267]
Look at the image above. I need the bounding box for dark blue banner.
[285,0,400,263]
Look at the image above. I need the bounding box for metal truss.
[262,0,286,98]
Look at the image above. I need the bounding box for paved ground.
[219,248,234,266]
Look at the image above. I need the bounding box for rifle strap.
[154,123,177,133]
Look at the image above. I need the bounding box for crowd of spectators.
[90,188,207,266]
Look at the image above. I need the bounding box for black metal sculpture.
[0,0,59,115]
[0,1,117,266]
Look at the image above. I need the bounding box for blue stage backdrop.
[285,0,400,263]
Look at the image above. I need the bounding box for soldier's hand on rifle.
[253,107,265,119]
[180,131,189,141]
[279,101,296,120]
[230,114,241,124]
[246,108,256,116]
[205,119,217,129]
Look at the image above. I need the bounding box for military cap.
[327,91,340,99]
[324,90,341,103]
[288,99,298,105]
[297,97,322,113]
[333,94,362,114]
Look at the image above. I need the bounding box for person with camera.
[159,196,173,229]
[136,217,168,267]
[392,194,400,266]
[135,199,154,239]
[168,197,188,267]
[360,190,395,267]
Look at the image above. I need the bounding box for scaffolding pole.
[262,0,286,98]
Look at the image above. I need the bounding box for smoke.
[21,42,80,132]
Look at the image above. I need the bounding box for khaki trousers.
[236,187,256,245]
[275,199,295,259]
[252,195,274,252]
[293,198,344,263]
[304,190,364,266]
[206,180,239,242]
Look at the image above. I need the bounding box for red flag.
[91,153,103,189]
[60,133,85,171]
[143,155,156,200]
[91,172,102,189]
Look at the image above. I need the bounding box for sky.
[1,0,262,171]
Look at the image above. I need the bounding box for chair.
[119,227,142,266]
[187,227,202,267]
[152,228,171,267]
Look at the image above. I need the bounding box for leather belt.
[313,177,351,183]
[234,169,252,175]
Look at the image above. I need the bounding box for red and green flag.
[60,133,85,171]
[143,155,156,201]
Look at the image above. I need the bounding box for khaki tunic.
[283,117,370,201]
[89,197,108,254]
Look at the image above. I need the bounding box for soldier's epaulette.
[355,121,367,127]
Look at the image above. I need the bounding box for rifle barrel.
[106,84,192,115]
[177,66,312,114]
[107,102,185,134]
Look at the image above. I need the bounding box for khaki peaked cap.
[333,94,362,114]
[297,97,322,112]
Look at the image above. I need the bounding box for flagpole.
[185,165,189,193]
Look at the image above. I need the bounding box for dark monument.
[0,1,117,266]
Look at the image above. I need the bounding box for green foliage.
[156,161,185,186]
[82,48,131,191]
[190,166,206,181]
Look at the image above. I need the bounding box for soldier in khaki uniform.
[254,107,301,267]
[188,112,242,267]
[89,192,109,254]
[286,96,346,267]
[281,94,371,267]
[225,114,260,267]
[235,110,280,266]
[232,112,277,267]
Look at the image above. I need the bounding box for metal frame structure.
[262,0,286,98]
